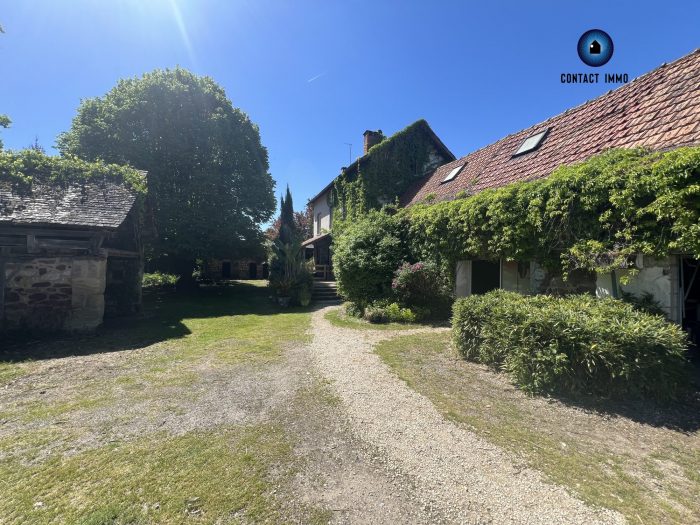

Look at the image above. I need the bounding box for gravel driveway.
[309,305,626,525]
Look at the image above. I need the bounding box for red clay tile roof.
[402,48,700,206]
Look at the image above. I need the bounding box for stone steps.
[312,281,340,302]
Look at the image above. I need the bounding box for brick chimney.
[363,129,384,154]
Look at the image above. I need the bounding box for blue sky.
[1,0,698,210]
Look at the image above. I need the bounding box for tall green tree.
[57,68,276,283]
[278,186,297,245]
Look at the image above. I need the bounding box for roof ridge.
[405,47,700,205]
[307,118,452,203]
[449,47,700,165]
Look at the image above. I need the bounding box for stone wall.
[2,256,106,332]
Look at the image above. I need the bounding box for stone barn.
[204,258,268,280]
[0,164,146,332]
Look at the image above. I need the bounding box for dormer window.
[441,164,464,183]
[513,129,549,157]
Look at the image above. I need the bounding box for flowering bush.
[392,261,452,320]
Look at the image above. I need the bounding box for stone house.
[402,48,700,342]
[306,49,700,342]
[0,175,145,332]
[303,120,455,279]
[203,258,268,280]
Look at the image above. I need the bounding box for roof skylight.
[441,164,464,183]
[513,129,549,156]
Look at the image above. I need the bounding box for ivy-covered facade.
[402,49,700,344]
[302,120,454,277]
[321,49,700,346]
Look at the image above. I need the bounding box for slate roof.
[402,48,700,206]
[0,178,141,230]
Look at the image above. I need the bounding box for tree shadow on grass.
[1,280,315,363]
[548,373,700,433]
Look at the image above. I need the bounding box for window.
[441,164,464,183]
[513,129,549,157]
[316,213,322,235]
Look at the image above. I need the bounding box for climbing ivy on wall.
[403,146,700,277]
[331,120,442,231]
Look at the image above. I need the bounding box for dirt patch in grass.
[0,282,329,523]
[0,284,438,524]
[375,332,700,525]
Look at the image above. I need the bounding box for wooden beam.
[0,226,103,238]
[104,248,140,258]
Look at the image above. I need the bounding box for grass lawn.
[0,281,331,524]
[375,332,700,525]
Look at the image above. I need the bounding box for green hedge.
[452,290,690,400]
[142,272,180,289]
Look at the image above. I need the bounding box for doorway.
[221,261,231,279]
[681,257,699,350]
[471,260,501,295]
[262,262,269,279]
[248,262,257,279]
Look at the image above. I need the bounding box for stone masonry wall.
[2,256,106,332]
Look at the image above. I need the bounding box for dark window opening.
[471,260,500,295]
[248,262,257,279]
[221,261,231,279]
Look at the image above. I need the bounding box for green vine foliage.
[331,120,443,232]
[0,149,147,195]
[404,147,700,276]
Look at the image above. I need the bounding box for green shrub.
[363,301,417,324]
[345,302,364,318]
[452,290,690,400]
[619,291,666,316]
[332,210,411,308]
[392,261,452,320]
[142,272,180,289]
